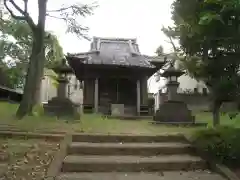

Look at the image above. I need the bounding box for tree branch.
[23,0,28,13]
[47,2,97,13]
[3,0,25,20]
[3,0,36,30]
[46,14,66,21]
[47,5,74,13]
[168,36,177,53]
[8,0,25,15]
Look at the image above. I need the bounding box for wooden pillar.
[83,79,94,105]
[94,78,99,113]
[141,76,148,105]
[83,80,87,104]
[116,79,119,103]
[136,79,141,116]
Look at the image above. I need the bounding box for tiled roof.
[143,55,166,63]
[68,37,163,69]
[71,52,155,68]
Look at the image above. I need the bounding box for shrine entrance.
[99,78,136,106]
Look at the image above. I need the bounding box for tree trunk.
[16,32,45,118]
[212,101,221,127]
[16,35,41,118]
[32,58,45,106]
[32,0,48,107]
[33,77,43,105]
[16,0,48,119]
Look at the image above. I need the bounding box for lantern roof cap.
[51,59,72,74]
[161,62,184,78]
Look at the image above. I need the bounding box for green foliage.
[0,18,64,88]
[2,0,96,118]
[0,18,64,64]
[171,0,240,104]
[44,32,64,67]
[192,126,240,167]
[155,45,164,56]
[46,2,97,40]
[44,68,59,88]
[0,65,12,87]
[0,1,96,89]
[199,12,223,25]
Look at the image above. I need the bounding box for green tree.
[155,45,164,56]
[0,18,64,88]
[3,0,96,118]
[170,0,240,126]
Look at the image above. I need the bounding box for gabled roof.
[67,37,164,69]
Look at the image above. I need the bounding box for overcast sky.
[28,0,175,93]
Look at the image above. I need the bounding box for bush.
[191,126,240,167]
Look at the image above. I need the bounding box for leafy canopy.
[171,0,240,103]
[0,18,64,88]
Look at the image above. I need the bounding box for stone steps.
[61,154,207,172]
[57,171,226,180]
[57,134,226,179]
[67,142,193,155]
[71,134,186,143]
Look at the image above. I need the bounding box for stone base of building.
[44,97,80,119]
[83,104,152,116]
[107,115,152,120]
[153,100,195,124]
[151,121,207,127]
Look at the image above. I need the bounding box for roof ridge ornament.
[96,38,101,52]
[128,39,140,56]
[128,40,134,53]
[94,36,136,43]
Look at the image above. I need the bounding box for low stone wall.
[159,93,238,112]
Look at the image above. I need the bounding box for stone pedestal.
[167,82,179,101]
[154,101,195,124]
[57,78,68,98]
[44,76,80,119]
[111,104,124,116]
[44,97,80,119]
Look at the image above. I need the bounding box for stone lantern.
[153,62,196,125]
[162,63,184,101]
[43,59,80,119]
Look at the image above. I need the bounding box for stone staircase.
[57,134,226,180]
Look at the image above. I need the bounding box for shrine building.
[66,37,164,116]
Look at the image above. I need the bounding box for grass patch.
[77,114,199,135]
[195,111,240,127]
[0,101,240,135]
[0,102,199,135]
